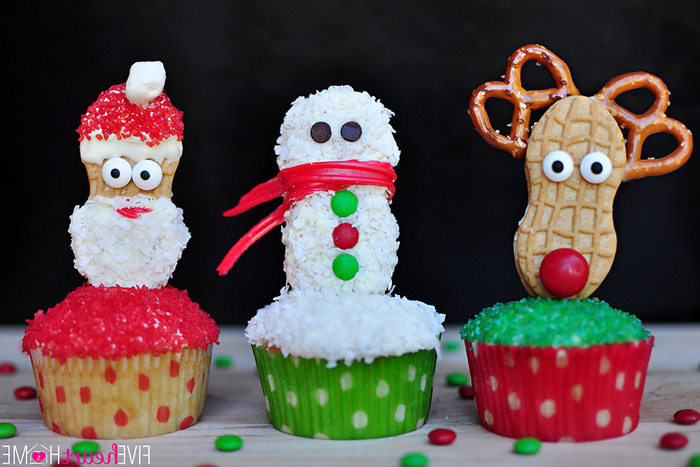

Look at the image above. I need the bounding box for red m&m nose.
[539,248,589,298]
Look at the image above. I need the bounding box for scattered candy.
[689,454,700,467]
[330,190,358,217]
[0,363,16,374]
[513,437,541,455]
[428,428,456,445]
[446,372,469,387]
[659,432,688,450]
[14,386,37,400]
[674,409,700,425]
[442,340,462,352]
[214,355,234,368]
[400,452,429,467]
[71,440,100,455]
[458,385,474,399]
[332,254,359,280]
[215,434,243,452]
[0,422,17,438]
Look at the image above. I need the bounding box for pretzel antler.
[592,72,693,181]
[469,44,580,158]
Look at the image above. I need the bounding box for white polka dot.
[315,388,328,406]
[596,409,611,427]
[407,365,416,381]
[571,384,583,403]
[599,356,610,374]
[472,343,479,357]
[313,433,329,439]
[376,380,390,397]
[556,349,569,368]
[352,411,368,429]
[634,371,642,389]
[416,418,425,429]
[267,374,276,392]
[420,375,427,391]
[395,405,406,422]
[529,357,540,374]
[340,372,353,391]
[621,416,633,434]
[559,436,575,442]
[489,375,498,391]
[540,400,556,418]
[484,410,494,425]
[286,391,298,407]
[507,392,521,410]
[291,356,300,367]
[504,352,515,367]
[615,372,626,391]
[264,396,270,412]
[280,425,293,435]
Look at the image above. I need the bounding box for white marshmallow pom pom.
[125,61,166,106]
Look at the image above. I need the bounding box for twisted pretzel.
[469,44,580,158]
[592,72,693,181]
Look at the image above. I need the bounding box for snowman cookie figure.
[71,61,190,288]
[219,86,444,440]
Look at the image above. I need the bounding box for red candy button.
[14,386,37,400]
[659,432,688,450]
[0,363,16,374]
[428,428,457,445]
[458,385,474,399]
[332,223,359,250]
[674,409,700,425]
[539,248,589,297]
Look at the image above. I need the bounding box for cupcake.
[219,86,445,439]
[22,61,219,439]
[464,45,692,441]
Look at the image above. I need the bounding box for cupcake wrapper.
[30,345,213,439]
[465,338,653,442]
[252,345,437,439]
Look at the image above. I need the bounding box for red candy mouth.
[116,206,152,219]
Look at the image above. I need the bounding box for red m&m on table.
[674,409,700,425]
[0,363,16,374]
[428,428,456,445]
[14,386,37,400]
[659,432,688,450]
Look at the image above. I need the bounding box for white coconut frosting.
[245,290,445,368]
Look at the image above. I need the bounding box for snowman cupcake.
[220,86,444,439]
[23,62,219,439]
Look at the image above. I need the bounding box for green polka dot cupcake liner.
[251,345,437,439]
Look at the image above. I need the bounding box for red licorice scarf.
[217,159,397,275]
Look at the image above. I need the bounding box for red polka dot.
[80,387,91,404]
[170,360,180,378]
[105,367,117,384]
[157,405,170,423]
[52,422,61,434]
[38,398,43,413]
[55,386,66,403]
[139,374,150,391]
[179,416,193,430]
[81,426,97,439]
[187,378,195,394]
[114,409,129,427]
[38,371,44,389]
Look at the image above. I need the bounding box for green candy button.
[72,440,100,455]
[331,190,358,217]
[0,423,17,438]
[513,437,541,455]
[446,372,469,387]
[333,254,359,281]
[400,452,430,467]
[215,434,243,452]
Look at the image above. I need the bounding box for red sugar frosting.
[76,83,184,146]
[23,285,219,360]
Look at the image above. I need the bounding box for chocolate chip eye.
[310,122,332,143]
[341,121,362,142]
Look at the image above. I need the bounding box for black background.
[3,0,699,326]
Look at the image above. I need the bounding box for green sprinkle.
[400,452,429,467]
[215,434,243,452]
[0,423,17,438]
[513,437,541,455]
[446,372,469,387]
[442,340,462,353]
[689,454,700,467]
[332,254,359,281]
[72,440,100,454]
[331,190,358,217]
[214,355,234,368]
[460,297,651,346]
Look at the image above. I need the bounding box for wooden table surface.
[1,324,699,467]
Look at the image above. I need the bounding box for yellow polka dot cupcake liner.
[29,345,213,439]
[464,338,654,442]
[251,345,437,439]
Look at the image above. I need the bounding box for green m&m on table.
[513,437,541,455]
[0,423,17,438]
[445,372,469,387]
[215,434,243,452]
[400,452,429,467]
[72,440,100,455]
[331,190,358,217]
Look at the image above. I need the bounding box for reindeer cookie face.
[469,45,692,299]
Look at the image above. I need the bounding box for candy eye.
[310,122,332,143]
[542,150,574,182]
[580,152,612,184]
[341,121,362,142]
[102,158,132,188]
[132,160,163,190]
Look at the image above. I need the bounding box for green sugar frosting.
[460,297,651,347]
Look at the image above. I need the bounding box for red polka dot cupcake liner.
[29,345,213,439]
[464,338,653,442]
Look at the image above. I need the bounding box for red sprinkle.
[0,363,16,374]
[659,432,688,450]
[673,409,700,425]
[428,428,457,445]
[14,386,37,399]
[458,385,474,399]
